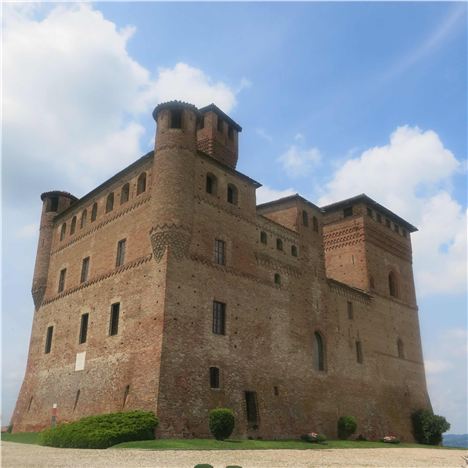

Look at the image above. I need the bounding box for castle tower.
[32,191,77,309]
[196,104,242,169]
[150,101,200,262]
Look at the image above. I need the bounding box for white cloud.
[256,185,296,205]
[146,62,238,114]
[319,126,466,296]
[256,128,273,143]
[277,145,322,178]
[425,359,454,374]
[3,4,244,200]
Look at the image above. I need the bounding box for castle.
[11,101,431,440]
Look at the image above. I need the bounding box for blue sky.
[2,2,467,433]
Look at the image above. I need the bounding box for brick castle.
[11,101,431,440]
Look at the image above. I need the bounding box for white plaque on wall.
[75,351,86,371]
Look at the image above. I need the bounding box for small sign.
[75,351,86,371]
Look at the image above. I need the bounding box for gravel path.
[2,441,467,468]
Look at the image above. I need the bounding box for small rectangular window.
[356,341,363,363]
[347,301,353,320]
[343,206,353,217]
[58,268,66,293]
[245,391,259,424]
[228,125,234,139]
[214,239,226,266]
[116,239,126,267]
[109,303,120,336]
[210,367,220,389]
[80,257,90,283]
[45,326,53,354]
[79,313,89,344]
[212,301,226,335]
[171,109,182,129]
[217,117,223,132]
[367,207,373,217]
[47,197,59,212]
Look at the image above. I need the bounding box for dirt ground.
[1,441,467,468]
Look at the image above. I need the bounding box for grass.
[1,432,40,444]
[2,433,463,451]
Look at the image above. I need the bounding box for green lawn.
[2,433,463,451]
[1,432,40,444]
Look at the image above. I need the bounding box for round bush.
[209,408,235,440]
[337,416,357,440]
[412,409,450,445]
[39,411,158,449]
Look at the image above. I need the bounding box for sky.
[2,2,467,434]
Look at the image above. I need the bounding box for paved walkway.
[1,441,467,468]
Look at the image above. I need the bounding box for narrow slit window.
[388,271,398,298]
[79,313,89,344]
[45,326,53,354]
[276,238,283,251]
[210,367,220,389]
[397,339,405,359]
[314,332,325,371]
[367,207,373,217]
[206,174,217,195]
[212,301,226,335]
[116,239,126,267]
[356,341,363,363]
[58,268,66,293]
[60,223,66,241]
[122,385,130,409]
[28,397,33,412]
[91,203,98,222]
[80,257,90,283]
[70,216,77,235]
[80,210,87,229]
[106,193,114,213]
[302,210,309,227]
[228,125,234,140]
[170,109,182,129]
[313,216,319,232]
[260,231,267,244]
[227,184,238,205]
[137,172,146,195]
[121,183,130,204]
[214,239,226,266]
[198,115,205,130]
[274,273,281,285]
[109,303,120,336]
[217,116,223,132]
[347,301,353,320]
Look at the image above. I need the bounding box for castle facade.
[11,101,431,440]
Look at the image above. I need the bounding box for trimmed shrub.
[194,465,213,468]
[337,416,357,440]
[39,411,158,449]
[412,409,450,445]
[208,408,235,440]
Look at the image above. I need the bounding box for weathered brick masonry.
[12,101,431,440]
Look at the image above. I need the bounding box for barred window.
[80,257,90,283]
[45,326,53,354]
[109,303,120,336]
[79,313,89,344]
[210,367,220,389]
[212,301,226,335]
[116,239,126,267]
[214,239,226,266]
[58,268,66,293]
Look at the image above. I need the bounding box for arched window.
[227,184,238,205]
[388,271,399,298]
[137,172,146,195]
[206,173,217,195]
[80,210,87,229]
[260,231,267,244]
[291,245,298,257]
[313,216,319,232]
[91,203,98,222]
[70,216,77,235]
[274,273,281,285]
[106,193,114,213]
[314,332,325,371]
[121,183,129,204]
[276,238,283,251]
[397,339,405,359]
[302,210,309,227]
[60,223,66,241]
